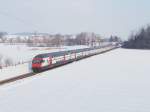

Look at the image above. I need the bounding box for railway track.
[0,72,37,86]
[0,47,119,86]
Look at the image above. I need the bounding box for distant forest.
[123,25,150,49]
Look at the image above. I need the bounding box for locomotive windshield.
[32,59,43,63]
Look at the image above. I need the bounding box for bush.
[4,58,13,66]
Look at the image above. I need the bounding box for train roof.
[34,47,102,58]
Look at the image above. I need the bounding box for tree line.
[123,25,150,49]
[0,32,121,47]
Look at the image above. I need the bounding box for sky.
[0,0,150,39]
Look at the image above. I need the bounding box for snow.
[0,63,31,81]
[0,48,150,112]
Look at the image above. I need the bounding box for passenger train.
[32,44,117,73]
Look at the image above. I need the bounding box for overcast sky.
[0,0,150,39]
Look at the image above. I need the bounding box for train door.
[75,52,77,60]
[64,55,66,63]
[49,56,52,66]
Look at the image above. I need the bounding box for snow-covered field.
[0,48,150,112]
[0,63,31,81]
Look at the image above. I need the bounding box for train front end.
[32,56,43,72]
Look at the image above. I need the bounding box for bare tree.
[51,34,63,47]
[4,58,13,67]
[76,32,87,45]
[0,54,3,69]
[0,32,8,43]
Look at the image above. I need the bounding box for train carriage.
[32,44,117,73]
